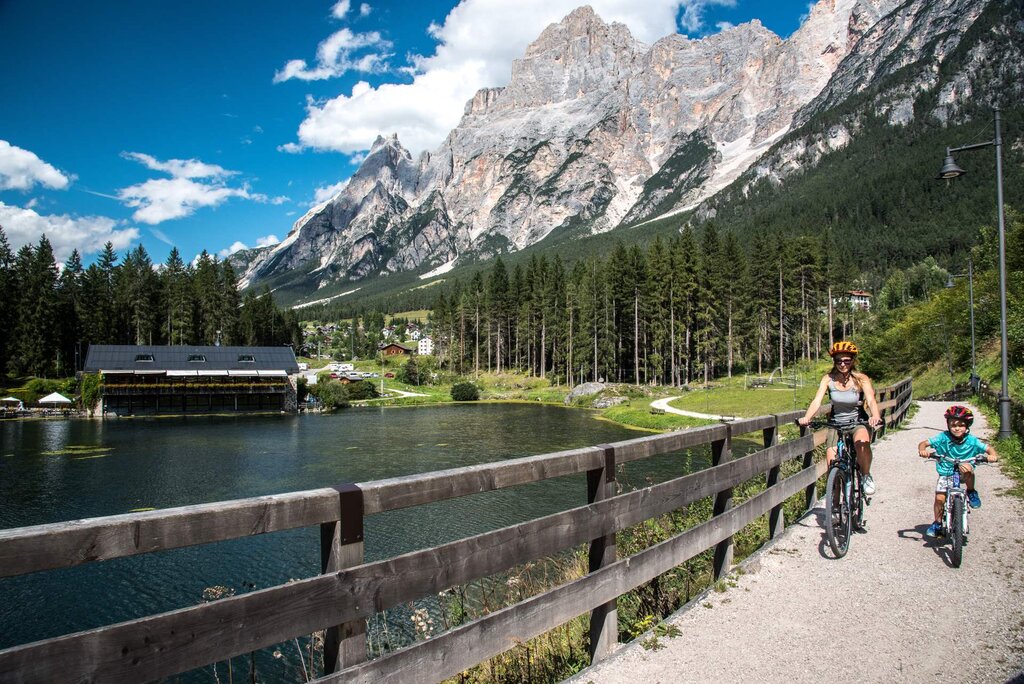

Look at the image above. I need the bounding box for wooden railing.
[0,378,912,684]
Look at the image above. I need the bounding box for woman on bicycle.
[798,341,883,494]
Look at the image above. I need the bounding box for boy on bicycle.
[918,405,999,537]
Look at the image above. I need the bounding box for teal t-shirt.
[928,432,987,476]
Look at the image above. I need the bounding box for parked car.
[385,372,395,378]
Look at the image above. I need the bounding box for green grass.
[600,403,709,431]
[666,373,820,417]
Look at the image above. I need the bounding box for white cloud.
[274,28,392,82]
[256,234,280,247]
[118,152,274,224]
[122,151,235,179]
[715,21,735,32]
[118,177,253,225]
[0,201,138,262]
[284,1,732,156]
[360,3,371,17]
[332,0,351,18]
[149,228,174,246]
[219,240,249,258]
[0,140,71,191]
[312,179,350,205]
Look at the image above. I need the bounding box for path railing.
[0,378,912,683]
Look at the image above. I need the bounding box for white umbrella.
[38,392,72,406]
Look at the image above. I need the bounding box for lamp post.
[937,107,1012,439]
[946,256,979,394]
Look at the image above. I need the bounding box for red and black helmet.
[943,405,974,427]
[829,341,859,357]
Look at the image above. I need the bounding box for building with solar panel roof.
[82,345,299,415]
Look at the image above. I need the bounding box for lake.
[0,404,700,678]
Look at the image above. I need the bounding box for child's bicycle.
[925,453,987,568]
[808,421,870,558]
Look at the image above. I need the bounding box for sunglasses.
[835,357,854,365]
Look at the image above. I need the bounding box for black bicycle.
[926,453,987,568]
[808,421,870,558]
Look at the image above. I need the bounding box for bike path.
[569,401,1024,683]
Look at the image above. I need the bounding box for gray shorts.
[825,423,873,450]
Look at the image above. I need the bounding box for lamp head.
[937,151,966,179]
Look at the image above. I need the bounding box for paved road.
[570,402,1024,683]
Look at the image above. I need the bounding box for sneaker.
[925,521,943,538]
[862,474,876,496]
[968,490,982,509]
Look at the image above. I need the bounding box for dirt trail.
[570,401,1024,683]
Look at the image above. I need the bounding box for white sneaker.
[862,474,876,496]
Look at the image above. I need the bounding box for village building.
[418,336,433,356]
[379,342,414,356]
[82,345,300,416]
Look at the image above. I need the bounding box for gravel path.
[570,401,1024,683]
[649,397,737,421]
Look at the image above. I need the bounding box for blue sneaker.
[925,521,943,538]
[968,490,981,509]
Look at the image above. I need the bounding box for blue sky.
[0,0,812,267]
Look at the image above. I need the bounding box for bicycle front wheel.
[825,467,851,558]
[951,496,965,568]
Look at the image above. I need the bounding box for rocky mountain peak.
[240,0,996,302]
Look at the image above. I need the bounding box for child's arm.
[918,439,937,458]
[981,443,999,463]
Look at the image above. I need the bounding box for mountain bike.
[926,454,987,568]
[809,421,870,558]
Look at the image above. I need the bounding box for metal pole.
[994,108,1012,438]
[967,256,978,393]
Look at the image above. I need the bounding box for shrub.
[346,380,379,400]
[312,380,350,411]
[451,382,480,401]
[80,373,102,413]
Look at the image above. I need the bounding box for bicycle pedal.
[854,524,868,534]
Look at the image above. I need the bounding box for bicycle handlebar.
[925,453,987,465]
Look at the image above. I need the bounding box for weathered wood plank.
[587,445,617,663]
[729,415,776,434]
[358,446,606,514]
[0,488,341,578]
[0,435,812,684]
[606,424,727,464]
[324,463,819,684]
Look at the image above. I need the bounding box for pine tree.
[57,250,84,373]
[0,227,15,373]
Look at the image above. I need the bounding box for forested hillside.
[0,228,301,378]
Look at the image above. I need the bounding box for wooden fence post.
[712,426,733,580]
[801,423,816,513]
[587,445,618,663]
[321,483,366,675]
[764,418,783,539]
[876,387,888,440]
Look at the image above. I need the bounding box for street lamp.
[946,256,979,394]
[937,107,1012,439]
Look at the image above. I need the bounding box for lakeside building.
[82,345,300,416]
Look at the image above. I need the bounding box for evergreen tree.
[0,227,15,373]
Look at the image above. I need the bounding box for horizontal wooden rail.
[0,489,341,578]
[0,436,813,683]
[326,459,827,683]
[0,377,912,683]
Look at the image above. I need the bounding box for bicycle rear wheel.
[951,496,965,568]
[825,467,851,558]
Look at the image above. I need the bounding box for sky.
[0,0,813,267]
